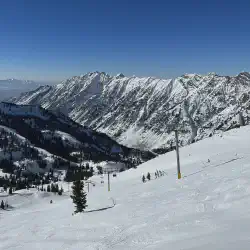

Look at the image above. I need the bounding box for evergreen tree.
[97,166,103,175]
[51,183,55,192]
[0,200,4,209]
[50,168,54,177]
[55,183,59,193]
[16,181,20,191]
[70,180,87,213]
[50,183,59,193]
[9,186,13,195]
[47,185,51,192]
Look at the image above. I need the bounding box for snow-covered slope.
[1,125,250,249]
[10,71,250,150]
[0,79,42,100]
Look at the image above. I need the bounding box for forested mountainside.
[0,102,154,177]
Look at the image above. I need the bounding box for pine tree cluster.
[46,183,63,195]
[0,168,61,193]
[64,164,94,182]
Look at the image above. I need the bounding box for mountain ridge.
[9,71,250,150]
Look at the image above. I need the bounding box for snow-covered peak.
[182,73,198,78]
[87,71,110,78]
[116,73,125,78]
[9,71,250,150]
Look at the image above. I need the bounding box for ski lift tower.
[175,130,181,179]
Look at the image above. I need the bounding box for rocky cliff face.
[9,71,250,150]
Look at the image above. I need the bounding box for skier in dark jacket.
[142,175,146,183]
[1,200,5,209]
[147,172,151,181]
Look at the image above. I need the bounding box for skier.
[147,172,151,181]
[142,175,146,183]
[156,170,159,178]
[0,200,4,209]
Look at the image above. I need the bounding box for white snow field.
[1,125,250,249]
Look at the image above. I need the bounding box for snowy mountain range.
[0,79,42,100]
[0,102,154,174]
[9,71,250,151]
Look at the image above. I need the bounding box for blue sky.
[0,0,250,82]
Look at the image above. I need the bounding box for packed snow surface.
[1,125,250,249]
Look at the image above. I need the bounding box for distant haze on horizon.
[1,0,250,82]
[1,70,250,85]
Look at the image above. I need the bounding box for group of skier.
[155,170,165,178]
[142,169,166,183]
[142,172,151,183]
